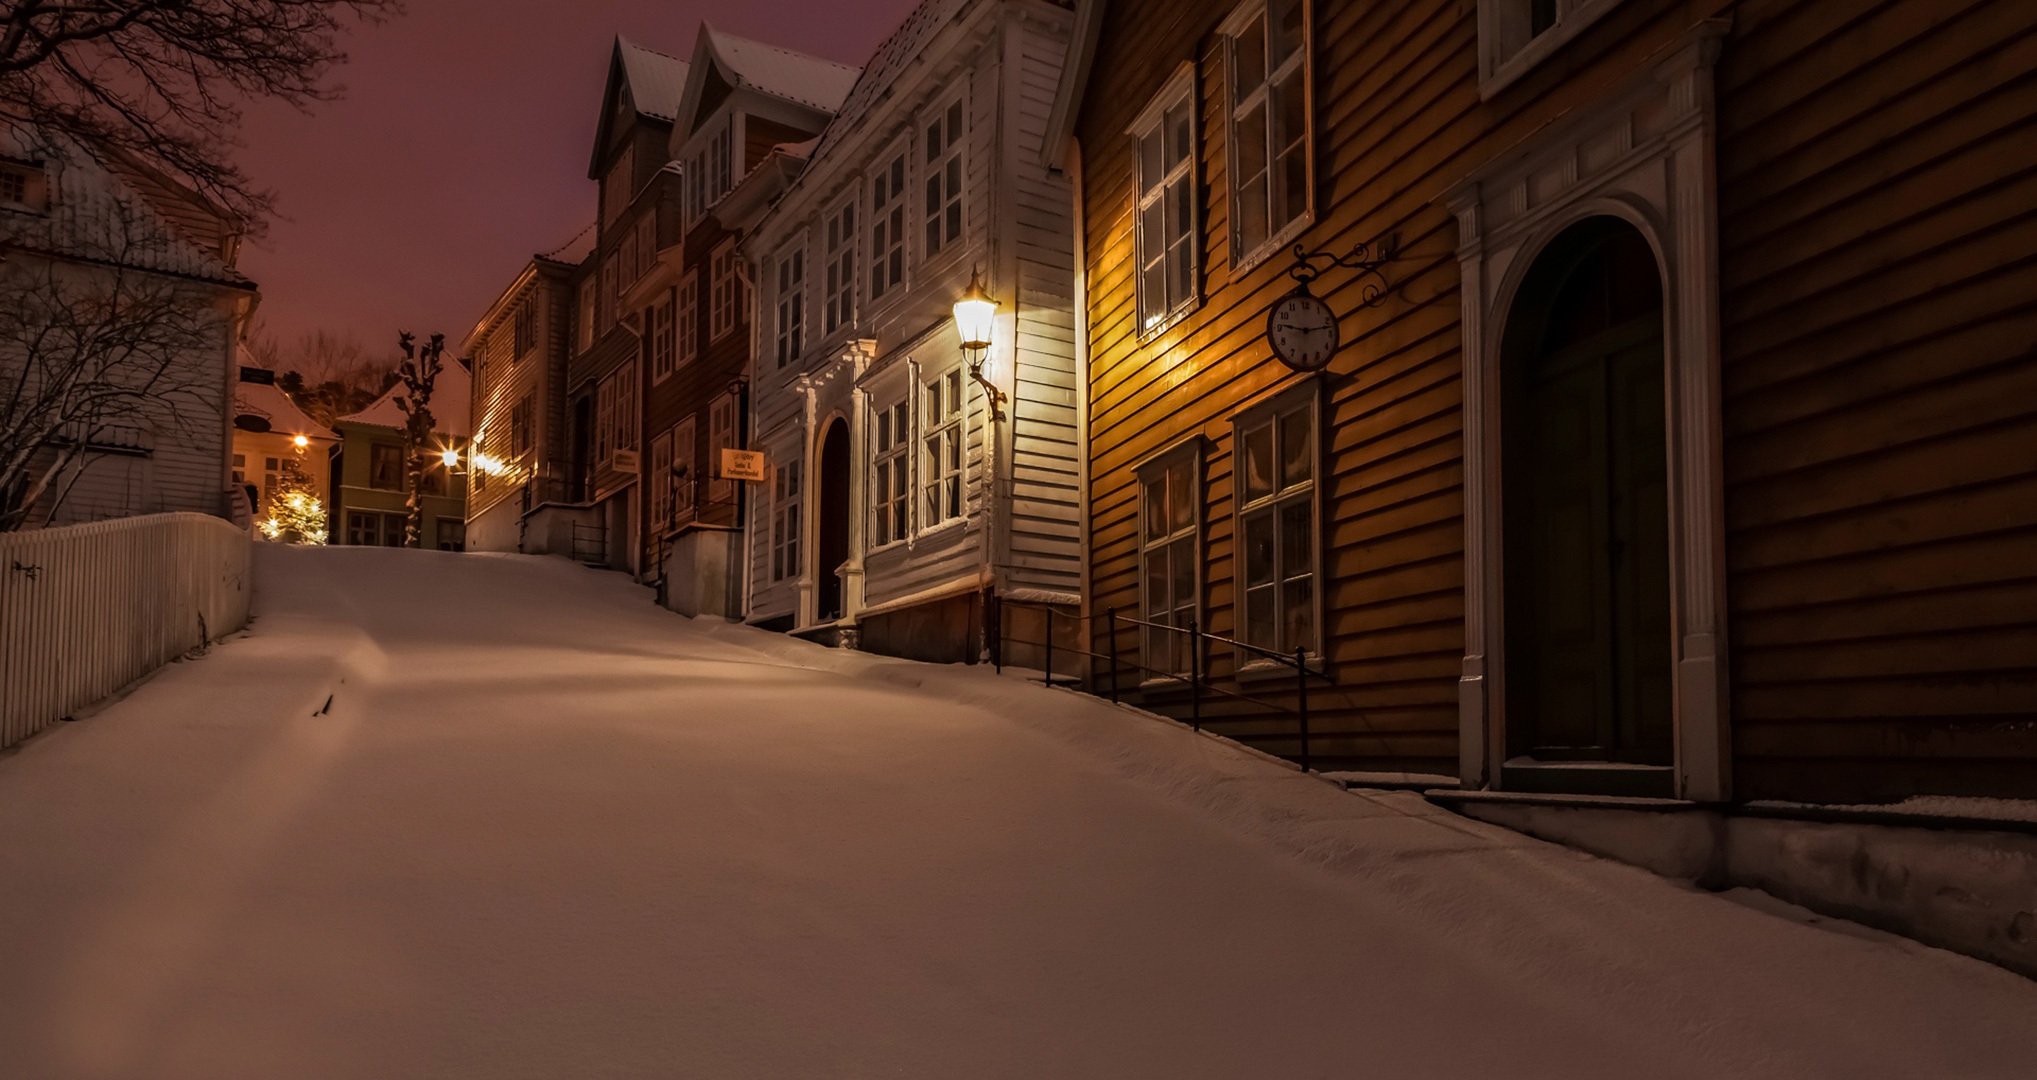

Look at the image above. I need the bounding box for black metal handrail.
[991,598,1322,774]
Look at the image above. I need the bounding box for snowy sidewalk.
[1,545,2033,1079]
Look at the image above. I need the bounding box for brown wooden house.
[1049,0,2037,806]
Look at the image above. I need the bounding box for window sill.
[1235,654,1327,683]
[1230,214,1315,282]
[911,515,970,546]
[1135,297,1203,346]
[1478,0,1625,100]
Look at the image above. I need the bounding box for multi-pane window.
[686,120,735,225]
[514,299,537,359]
[577,277,596,353]
[710,242,742,341]
[0,166,29,205]
[923,97,965,257]
[771,460,802,583]
[602,145,636,227]
[1225,0,1311,264]
[633,213,658,282]
[920,368,964,529]
[869,146,908,301]
[708,391,737,506]
[649,290,675,383]
[824,200,857,334]
[510,393,533,455]
[368,444,402,490]
[436,519,467,552]
[600,258,619,334]
[871,397,910,547]
[615,360,638,455]
[1235,391,1318,658]
[649,430,672,531]
[1134,70,1198,332]
[677,271,699,367]
[1139,446,1201,676]
[672,416,697,519]
[775,246,805,369]
[595,380,615,466]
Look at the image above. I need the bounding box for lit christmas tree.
[257,452,329,545]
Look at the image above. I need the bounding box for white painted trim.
[1445,19,1732,801]
[1477,0,1627,99]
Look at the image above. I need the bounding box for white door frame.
[1444,20,1733,801]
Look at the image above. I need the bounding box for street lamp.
[292,434,309,449]
[440,447,461,470]
[953,268,1006,422]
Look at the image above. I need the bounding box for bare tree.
[0,0,399,231]
[245,323,394,427]
[0,207,228,531]
[391,330,441,548]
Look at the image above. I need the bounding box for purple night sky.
[233,0,915,354]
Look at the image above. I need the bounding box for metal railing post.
[991,591,1003,674]
[1188,617,1202,733]
[1043,606,1054,686]
[1295,646,1311,774]
[1107,608,1120,704]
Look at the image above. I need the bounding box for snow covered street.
[2,545,2035,1079]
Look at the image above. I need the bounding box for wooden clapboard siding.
[1714,0,2037,802]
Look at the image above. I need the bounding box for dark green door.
[1502,218,1672,767]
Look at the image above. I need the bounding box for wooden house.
[330,360,471,550]
[631,27,856,618]
[1049,0,2037,805]
[735,0,1083,663]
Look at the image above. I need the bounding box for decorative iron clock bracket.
[1285,234,1399,305]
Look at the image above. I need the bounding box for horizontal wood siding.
[1713,0,2037,801]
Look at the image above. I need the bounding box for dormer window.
[0,161,48,212]
[1478,0,1624,97]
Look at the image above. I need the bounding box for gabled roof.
[671,24,860,141]
[0,123,253,288]
[803,0,966,168]
[339,359,472,438]
[538,221,597,267]
[233,362,336,441]
[588,36,692,177]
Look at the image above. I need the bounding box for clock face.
[1267,291,1340,372]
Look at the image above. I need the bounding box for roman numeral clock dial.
[1267,290,1340,373]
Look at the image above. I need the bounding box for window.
[347,510,407,547]
[615,360,638,455]
[771,459,802,583]
[577,277,596,353]
[649,290,676,383]
[869,145,908,301]
[1,161,47,211]
[871,397,909,547]
[0,167,26,205]
[923,97,965,257]
[1224,0,1311,267]
[436,518,466,552]
[710,242,742,342]
[231,453,246,482]
[686,120,735,226]
[650,430,673,531]
[263,456,282,510]
[603,144,636,227]
[633,213,658,282]
[774,245,805,369]
[510,394,534,455]
[600,257,619,334]
[672,416,697,520]
[1234,390,1318,659]
[514,301,537,359]
[1133,68,1199,333]
[823,199,856,334]
[1139,444,1202,675]
[708,390,737,506]
[677,272,699,367]
[596,380,615,466]
[1477,0,1623,94]
[368,444,403,490]
[920,368,964,529]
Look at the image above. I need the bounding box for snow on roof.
[703,25,861,113]
[0,124,251,288]
[234,370,336,441]
[806,0,968,167]
[339,359,472,438]
[616,37,692,122]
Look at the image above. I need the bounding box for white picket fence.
[0,513,251,748]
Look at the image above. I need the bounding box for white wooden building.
[730,0,1080,662]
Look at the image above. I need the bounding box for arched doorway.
[1500,216,1672,772]
[815,418,852,621]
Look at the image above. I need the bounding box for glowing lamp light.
[292,434,309,449]
[441,448,461,469]
[952,269,997,352]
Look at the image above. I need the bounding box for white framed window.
[672,416,698,520]
[919,367,964,530]
[602,144,636,227]
[923,95,966,258]
[677,271,699,367]
[1233,386,1318,660]
[869,142,909,302]
[771,459,802,583]
[708,391,738,507]
[1477,0,1624,96]
[1223,0,1312,269]
[710,241,742,342]
[871,396,910,548]
[614,360,638,455]
[686,118,736,227]
[1131,65,1199,334]
[649,290,675,384]
[823,197,857,335]
[649,429,672,530]
[0,162,43,210]
[1138,441,1203,676]
[774,243,806,369]
[577,276,596,353]
[513,299,538,359]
